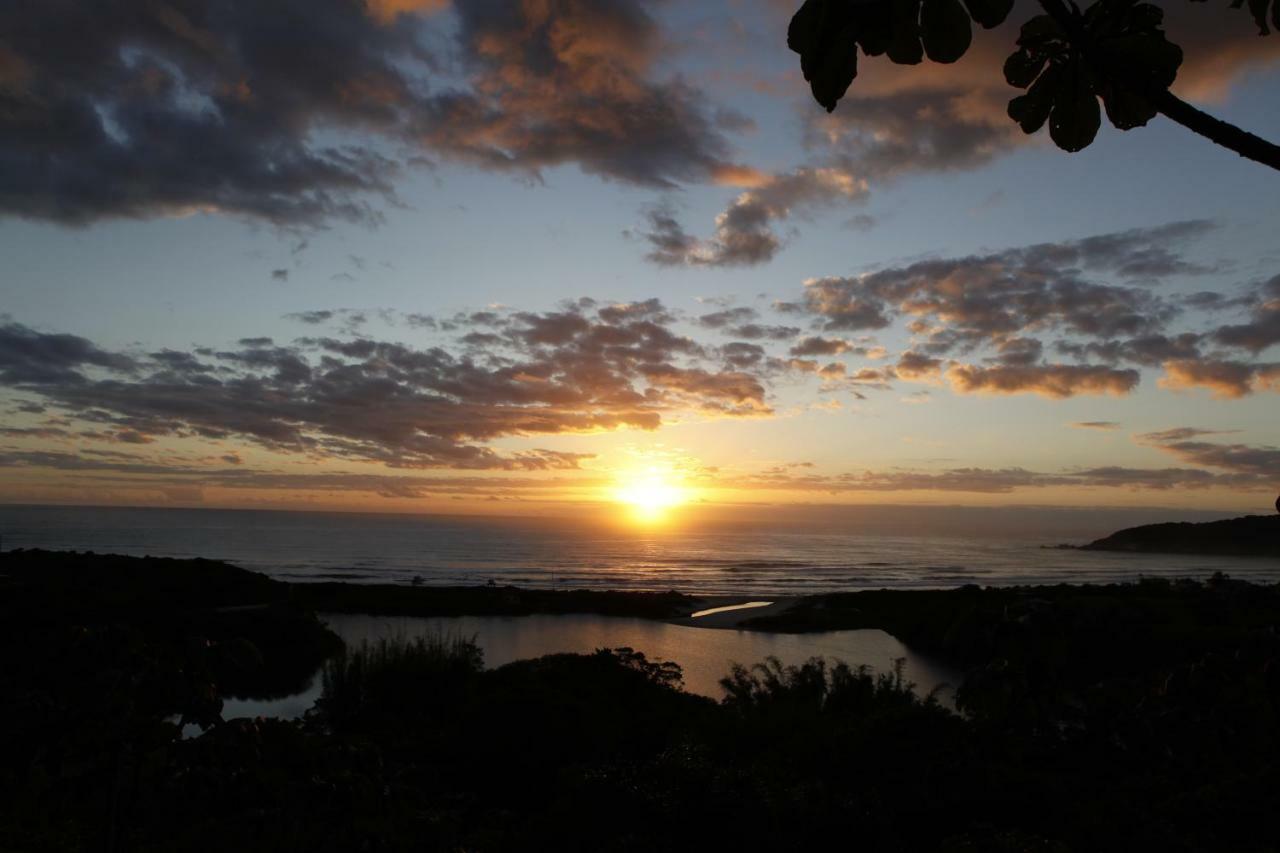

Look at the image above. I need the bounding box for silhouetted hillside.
[1082,514,1280,557]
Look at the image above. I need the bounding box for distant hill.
[1082,515,1280,557]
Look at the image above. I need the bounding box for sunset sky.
[1,0,1277,516]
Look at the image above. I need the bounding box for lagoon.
[222,611,960,720]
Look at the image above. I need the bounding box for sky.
[0,0,1277,518]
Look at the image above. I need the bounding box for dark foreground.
[3,550,1280,852]
[1078,513,1280,557]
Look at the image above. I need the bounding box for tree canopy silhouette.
[787,0,1280,171]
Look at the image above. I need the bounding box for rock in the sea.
[1082,515,1280,557]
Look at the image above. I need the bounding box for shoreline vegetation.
[1077,513,1280,557]
[3,547,1280,850]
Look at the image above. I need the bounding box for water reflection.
[221,612,961,722]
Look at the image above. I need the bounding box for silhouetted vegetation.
[296,580,695,620]
[2,550,1279,850]
[788,0,1280,169]
[1081,512,1280,555]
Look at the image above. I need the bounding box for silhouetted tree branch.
[788,0,1280,172]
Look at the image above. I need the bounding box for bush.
[317,632,483,732]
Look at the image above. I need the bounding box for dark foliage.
[1081,513,1280,556]
[2,551,1279,851]
[787,0,1280,169]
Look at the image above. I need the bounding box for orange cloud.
[366,0,448,25]
[1159,359,1280,398]
[709,163,773,187]
[947,364,1140,399]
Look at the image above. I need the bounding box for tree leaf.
[1004,49,1046,88]
[1049,68,1101,152]
[812,31,861,112]
[1097,33,1182,90]
[1018,14,1062,45]
[962,0,1015,29]
[787,0,825,57]
[789,0,861,112]
[1248,0,1272,34]
[855,1,894,57]
[1008,65,1060,134]
[921,0,973,63]
[887,0,924,64]
[1099,83,1157,130]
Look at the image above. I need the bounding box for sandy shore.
[667,595,798,629]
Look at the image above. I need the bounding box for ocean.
[1,504,1274,595]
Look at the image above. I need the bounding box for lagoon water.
[3,504,1276,596]
[222,612,961,721]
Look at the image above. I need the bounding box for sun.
[612,466,689,523]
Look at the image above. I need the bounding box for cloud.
[415,0,739,188]
[0,0,739,227]
[894,351,944,381]
[0,447,603,501]
[366,0,449,25]
[1055,333,1204,367]
[641,167,867,266]
[782,222,1253,399]
[0,322,137,384]
[1070,421,1122,431]
[721,463,1266,494]
[1136,428,1280,480]
[698,307,759,329]
[800,6,1280,179]
[1144,439,1280,477]
[0,0,429,226]
[1211,275,1280,354]
[788,336,863,357]
[1137,427,1237,443]
[0,301,776,471]
[946,364,1140,399]
[803,221,1212,341]
[1158,359,1280,398]
[665,5,1277,271]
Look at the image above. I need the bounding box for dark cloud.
[789,336,863,357]
[0,322,137,385]
[803,222,1211,342]
[1070,421,1121,431]
[415,0,738,188]
[1137,427,1237,443]
[285,310,336,325]
[271,269,290,282]
[1158,359,1280,399]
[640,167,866,267]
[787,222,1250,399]
[721,342,767,369]
[1211,275,1280,354]
[721,463,1265,494]
[0,0,423,225]
[1135,429,1280,482]
[727,323,801,342]
[0,301,773,471]
[0,447,602,501]
[1055,333,1204,368]
[894,351,943,381]
[0,0,740,227]
[698,307,758,329]
[946,364,1140,399]
[806,88,1018,182]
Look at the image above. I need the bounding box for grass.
[318,632,484,731]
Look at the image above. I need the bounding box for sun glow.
[612,465,690,523]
